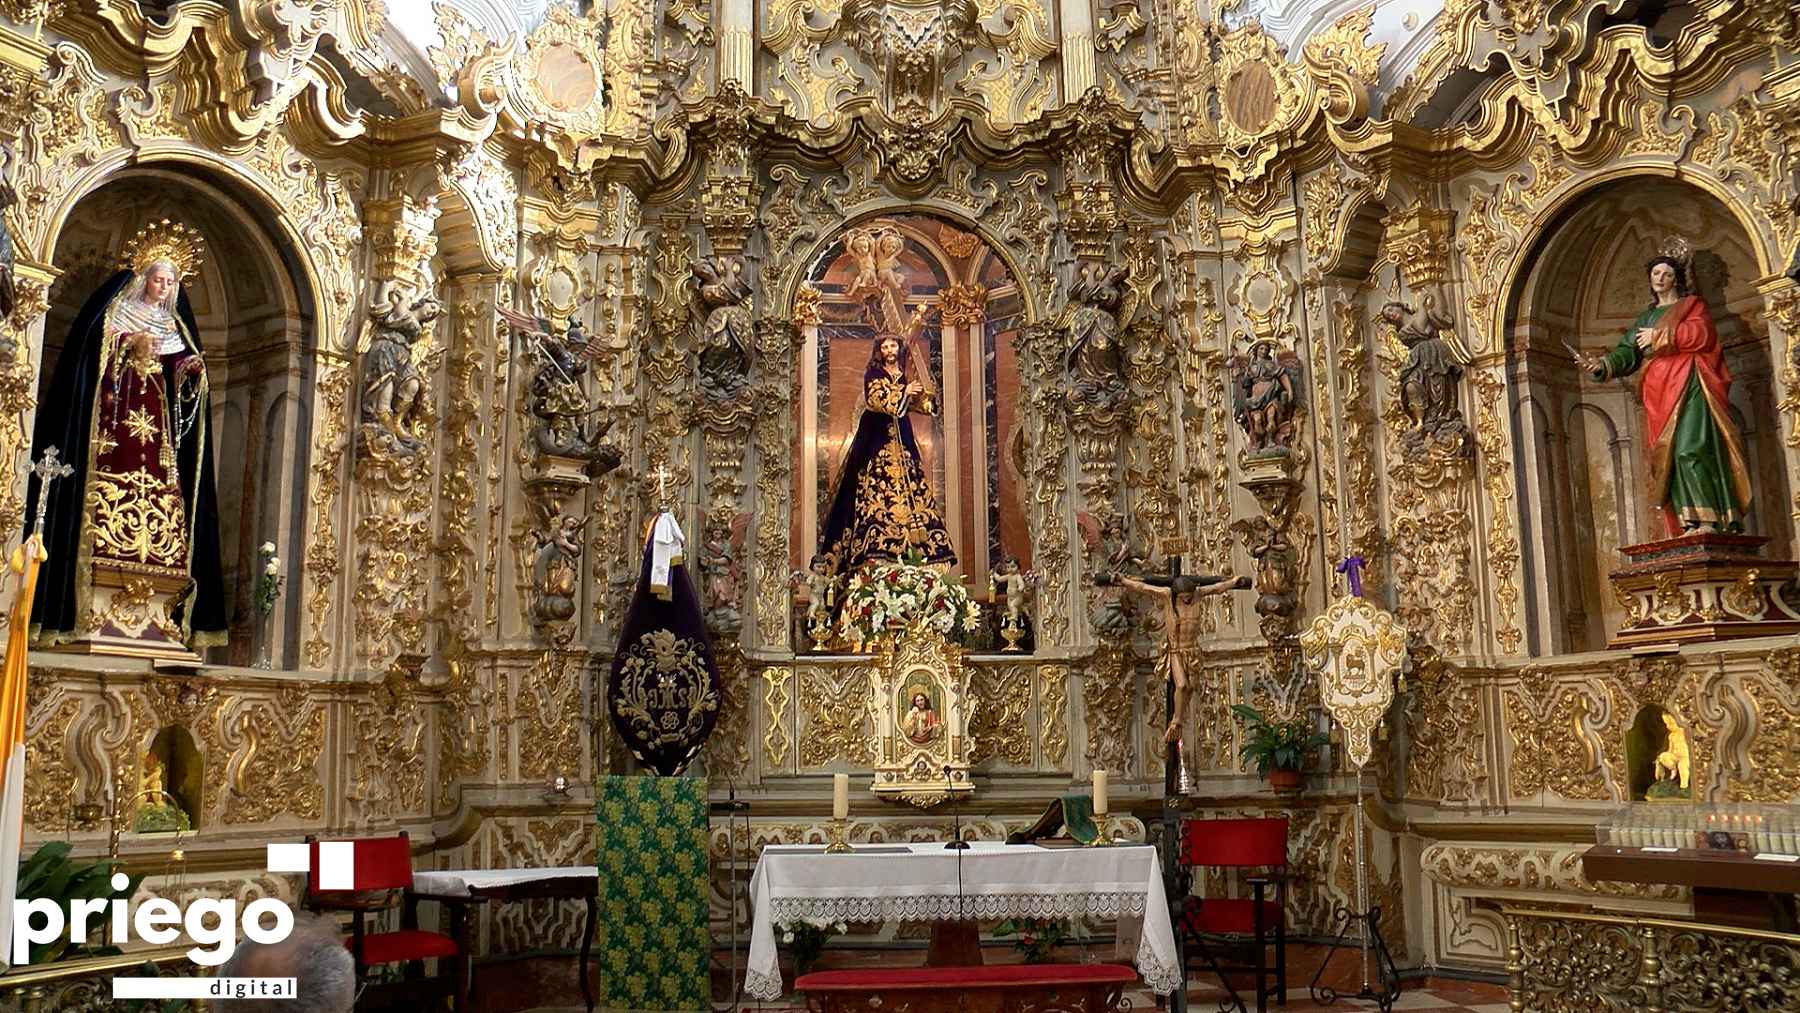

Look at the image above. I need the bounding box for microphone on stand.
[943,766,969,850]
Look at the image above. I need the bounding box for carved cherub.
[843,222,909,333]
[530,514,587,625]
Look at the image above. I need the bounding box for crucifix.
[28,446,74,536]
[649,461,673,509]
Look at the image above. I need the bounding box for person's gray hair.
[212,912,355,1013]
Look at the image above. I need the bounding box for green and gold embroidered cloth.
[595,775,710,1012]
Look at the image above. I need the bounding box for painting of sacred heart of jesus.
[866,628,975,808]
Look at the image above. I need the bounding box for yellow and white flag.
[0,534,46,973]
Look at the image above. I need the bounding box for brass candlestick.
[824,817,853,854]
[1000,616,1024,653]
[808,610,834,653]
[1087,814,1113,847]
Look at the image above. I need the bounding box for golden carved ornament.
[1378,203,1456,289]
[1083,641,1133,776]
[222,687,326,825]
[792,281,823,327]
[1228,235,1299,346]
[1039,664,1069,768]
[520,649,585,782]
[518,5,608,137]
[938,283,989,326]
[761,666,794,772]
[1472,371,1523,652]
[1301,162,1372,271]
[704,644,753,783]
[1506,908,1800,1012]
[1503,666,1610,801]
[798,664,874,767]
[968,664,1031,766]
[1423,844,1681,900]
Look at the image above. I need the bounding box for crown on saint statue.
[1658,235,1694,270]
[118,219,207,281]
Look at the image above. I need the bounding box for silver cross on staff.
[28,446,74,537]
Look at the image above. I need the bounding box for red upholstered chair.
[1178,817,1290,1013]
[303,832,467,1012]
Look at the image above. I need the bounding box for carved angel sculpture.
[1228,343,1302,454]
[499,305,622,473]
[530,514,587,625]
[359,283,443,455]
[843,222,909,333]
[691,255,755,401]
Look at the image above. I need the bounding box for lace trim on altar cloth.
[746,966,785,1001]
[1134,937,1182,994]
[767,890,1149,925]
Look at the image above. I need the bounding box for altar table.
[412,866,599,1013]
[745,842,1180,1000]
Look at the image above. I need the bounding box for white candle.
[833,773,849,821]
[1092,769,1108,816]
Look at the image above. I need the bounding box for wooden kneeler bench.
[795,964,1137,1013]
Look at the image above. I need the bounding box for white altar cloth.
[745,842,1180,999]
[410,866,597,897]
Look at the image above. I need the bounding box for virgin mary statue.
[819,327,958,578]
[24,220,227,648]
[1582,251,1752,537]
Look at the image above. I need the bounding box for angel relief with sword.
[498,305,622,474]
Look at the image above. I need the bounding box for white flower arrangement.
[253,542,285,616]
[837,560,980,649]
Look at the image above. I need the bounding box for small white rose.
[264,559,279,575]
[782,931,795,943]
[260,541,276,554]
[834,921,847,933]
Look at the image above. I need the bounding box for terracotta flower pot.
[1267,768,1303,792]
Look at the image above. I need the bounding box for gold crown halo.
[1659,235,1694,270]
[118,219,207,281]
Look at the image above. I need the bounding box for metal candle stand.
[1305,768,1401,1012]
[1302,557,1404,1013]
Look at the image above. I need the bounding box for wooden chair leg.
[1275,916,1287,1006]
[451,952,470,1013]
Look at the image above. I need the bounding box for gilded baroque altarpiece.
[0,0,1795,983]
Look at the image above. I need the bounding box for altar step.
[458,942,1510,1013]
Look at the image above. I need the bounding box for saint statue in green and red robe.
[1580,255,1752,538]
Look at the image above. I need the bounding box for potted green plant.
[1232,704,1328,791]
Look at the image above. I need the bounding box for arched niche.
[790,212,1030,593]
[133,725,202,832]
[1506,177,1786,655]
[1625,704,1691,802]
[41,167,317,668]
